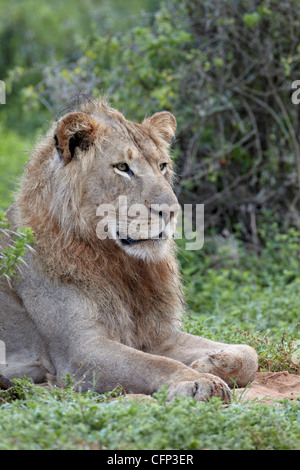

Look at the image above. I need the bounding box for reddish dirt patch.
[236,371,300,402]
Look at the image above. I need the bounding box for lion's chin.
[117,238,170,263]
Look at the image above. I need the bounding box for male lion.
[0,99,257,401]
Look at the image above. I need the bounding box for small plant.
[0,377,38,402]
[61,373,77,389]
[235,328,300,374]
[0,212,35,284]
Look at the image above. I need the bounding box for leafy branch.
[0,212,35,284]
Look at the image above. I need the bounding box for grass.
[0,125,300,449]
[0,381,299,450]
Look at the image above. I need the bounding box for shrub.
[18,0,300,243]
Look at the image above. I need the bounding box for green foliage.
[235,329,300,374]
[1,0,300,451]
[0,213,35,283]
[0,227,299,450]
[0,378,299,450]
[0,0,160,136]
[177,224,300,374]
[243,12,261,27]
[179,228,300,317]
[20,5,194,121]
[0,122,32,210]
[21,0,300,238]
[0,0,161,74]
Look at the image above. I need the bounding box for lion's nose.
[150,203,180,226]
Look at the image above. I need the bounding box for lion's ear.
[54,112,106,163]
[142,111,176,144]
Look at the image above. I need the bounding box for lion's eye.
[160,163,168,172]
[113,162,134,177]
[115,162,130,172]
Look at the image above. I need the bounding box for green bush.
[23,0,300,241]
[178,225,300,332]
[0,123,31,210]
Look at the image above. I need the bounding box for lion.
[0,99,258,401]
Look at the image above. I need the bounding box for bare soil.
[236,371,300,402]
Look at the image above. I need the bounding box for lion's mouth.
[117,231,163,246]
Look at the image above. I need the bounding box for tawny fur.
[0,99,258,400]
[16,100,182,348]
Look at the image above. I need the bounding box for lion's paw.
[167,373,231,402]
[190,345,258,388]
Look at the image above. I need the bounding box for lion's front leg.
[65,335,232,402]
[152,331,258,388]
[14,261,232,402]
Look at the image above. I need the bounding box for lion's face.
[53,102,180,262]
